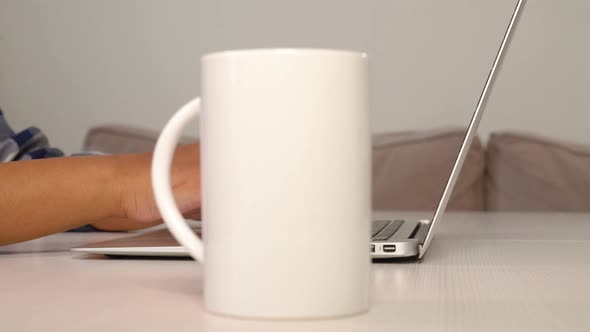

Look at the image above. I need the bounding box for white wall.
[0,0,588,153]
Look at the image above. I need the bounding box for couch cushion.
[372,128,484,211]
[83,125,197,154]
[486,131,590,212]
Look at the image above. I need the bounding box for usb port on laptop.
[382,245,396,253]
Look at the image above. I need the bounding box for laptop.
[72,0,525,260]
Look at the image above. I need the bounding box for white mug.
[151,48,371,319]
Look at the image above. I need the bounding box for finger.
[91,217,162,231]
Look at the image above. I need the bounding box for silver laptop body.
[73,0,525,260]
[372,0,524,259]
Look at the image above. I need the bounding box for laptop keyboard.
[372,219,404,241]
[372,220,390,236]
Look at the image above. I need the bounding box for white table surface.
[2,212,590,332]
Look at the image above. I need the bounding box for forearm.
[0,155,125,245]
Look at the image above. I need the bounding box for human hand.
[92,144,201,231]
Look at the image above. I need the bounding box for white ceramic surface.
[151,49,371,319]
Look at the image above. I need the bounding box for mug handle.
[151,98,204,262]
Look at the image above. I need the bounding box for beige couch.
[83,125,590,212]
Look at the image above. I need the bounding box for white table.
[2,212,590,331]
